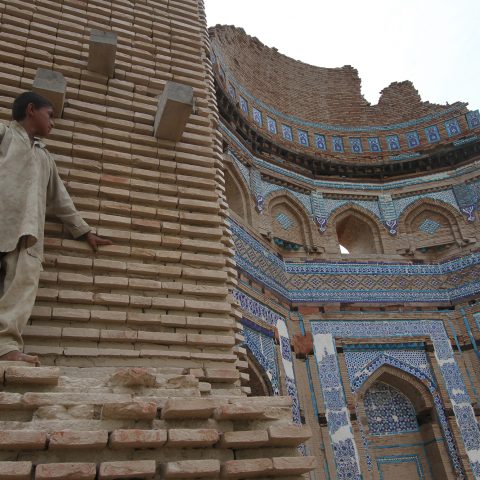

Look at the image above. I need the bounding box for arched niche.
[400,199,464,260]
[356,365,456,480]
[246,350,274,397]
[224,164,253,226]
[266,191,314,252]
[331,204,384,255]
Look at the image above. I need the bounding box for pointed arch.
[265,189,314,248]
[329,203,384,254]
[224,162,253,226]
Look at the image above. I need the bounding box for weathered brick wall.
[0,0,244,381]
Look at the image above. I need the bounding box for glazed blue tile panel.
[298,129,309,146]
[267,116,277,134]
[386,135,401,151]
[445,119,461,137]
[253,107,262,127]
[377,455,425,480]
[419,218,441,234]
[239,96,249,114]
[466,110,480,129]
[425,125,441,143]
[406,130,420,148]
[261,181,283,198]
[231,153,251,185]
[364,383,419,435]
[378,194,397,222]
[452,183,477,209]
[394,189,460,216]
[282,124,293,141]
[276,212,295,230]
[221,121,480,192]
[323,198,382,220]
[227,83,236,98]
[368,137,381,152]
[332,136,344,152]
[315,133,327,150]
[349,137,363,153]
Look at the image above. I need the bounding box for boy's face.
[28,103,54,138]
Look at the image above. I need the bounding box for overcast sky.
[205,0,479,112]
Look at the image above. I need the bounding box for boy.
[0,92,112,365]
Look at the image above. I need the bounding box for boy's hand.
[83,232,113,251]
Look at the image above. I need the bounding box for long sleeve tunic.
[0,121,90,260]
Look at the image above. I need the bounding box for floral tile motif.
[282,124,293,141]
[253,107,262,127]
[445,119,461,137]
[315,133,327,150]
[406,130,420,148]
[368,137,381,152]
[386,135,401,151]
[239,96,249,115]
[425,125,441,143]
[298,129,309,146]
[349,137,363,153]
[266,116,277,134]
[466,110,480,129]
[332,136,344,152]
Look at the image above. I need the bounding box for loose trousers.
[0,240,42,356]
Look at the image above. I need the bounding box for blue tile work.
[311,191,329,232]
[332,136,345,152]
[222,122,480,192]
[394,190,460,217]
[233,289,302,426]
[418,218,441,234]
[364,382,419,435]
[377,455,425,480]
[386,135,401,151]
[312,320,478,478]
[406,130,421,148]
[252,107,262,127]
[276,212,295,230]
[445,119,461,137]
[267,116,277,134]
[227,83,236,98]
[231,219,480,303]
[229,152,250,185]
[243,323,280,395]
[315,133,327,150]
[282,124,293,141]
[425,125,441,143]
[368,137,382,152]
[453,184,478,221]
[466,110,480,129]
[349,137,363,153]
[298,129,309,146]
[239,96,249,115]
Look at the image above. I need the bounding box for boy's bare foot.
[0,350,40,366]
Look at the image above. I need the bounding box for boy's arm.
[46,155,91,239]
[46,154,112,250]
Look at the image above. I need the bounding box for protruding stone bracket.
[32,69,67,118]
[154,81,193,142]
[88,30,117,77]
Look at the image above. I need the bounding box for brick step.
[0,456,315,479]
[23,325,235,349]
[31,307,236,332]
[0,365,60,387]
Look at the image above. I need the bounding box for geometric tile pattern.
[445,119,461,137]
[425,125,441,143]
[233,289,302,426]
[267,116,277,134]
[282,124,293,141]
[276,212,295,230]
[406,130,421,148]
[350,137,363,153]
[298,129,309,146]
[231,219,480,303]
[312,320,478,479]
[364,382,419,435]
[418,218,441,234]
[386,134,401,150]
[368,137,381,152]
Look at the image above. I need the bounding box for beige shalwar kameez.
[0,121,90,356]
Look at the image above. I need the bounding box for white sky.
[205,0,480,111]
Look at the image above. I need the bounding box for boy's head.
[12,91,54,138]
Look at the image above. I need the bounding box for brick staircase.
[0,363,315,479]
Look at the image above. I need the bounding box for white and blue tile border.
[311,320,480,479]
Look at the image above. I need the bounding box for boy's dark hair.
[12,91,53,121]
